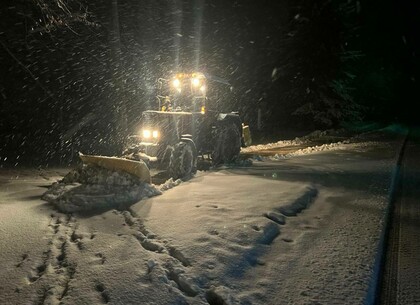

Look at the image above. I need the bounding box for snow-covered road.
[0,137,402,305]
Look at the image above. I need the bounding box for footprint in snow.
[28,263,47,283]
[15,253,29,268]
[95,253,106,264]
[208,229,219,236]
[251,225,261,232]
[95,282,110,304]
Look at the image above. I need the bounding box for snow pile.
[241,139,303,153]
[271,140,350,159]
[242,128,353,153]
[243,127,394,160]
[42,165,161,212]
[270,140,382,159]
[158,177,182,191]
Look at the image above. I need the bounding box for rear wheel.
[168,142,197,179]
[212,123,241,165]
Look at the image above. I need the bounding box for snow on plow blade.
[79,153,151,184]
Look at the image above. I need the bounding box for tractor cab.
[157,72,207,114]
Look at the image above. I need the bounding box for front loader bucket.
[79,153,151,184]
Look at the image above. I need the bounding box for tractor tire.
[212,122,241,165]
[168,142,197,180]
[157,145,174,170]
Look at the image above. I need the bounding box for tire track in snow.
[116,208,198,298]
[274,185,318,217]
[120,208,191,267]
[30,213,79,304]
[263,185,318,243]
[226,185,319,279]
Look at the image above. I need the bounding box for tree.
[28,0,95,33]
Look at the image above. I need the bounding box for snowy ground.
[0,133,403,305]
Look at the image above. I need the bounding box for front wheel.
[168,142,197,179]
[212,123,241,165]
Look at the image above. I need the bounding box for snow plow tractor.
[122,72,251,180]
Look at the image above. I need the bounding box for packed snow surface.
[0,131,404,305]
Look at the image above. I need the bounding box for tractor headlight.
[173,78,181,93]
[191,78,200,87]
[172,79,180,88]
[143,129,151,139]
[142,129,159,139]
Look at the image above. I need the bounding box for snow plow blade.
[79,153,151,184]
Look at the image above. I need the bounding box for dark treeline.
[0,0,416,166]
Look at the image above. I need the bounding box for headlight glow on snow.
[200,85,206,93]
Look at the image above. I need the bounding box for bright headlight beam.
[172,79,180,88]
[192,78,200,86]
[143,130,151,138]
[152,130,159,138]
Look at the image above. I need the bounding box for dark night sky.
[0,0,418,166]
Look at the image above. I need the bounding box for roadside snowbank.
[270,140,385,160]
[241,138,304,153]
[241,128,352,153]
[242,128,387,160]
